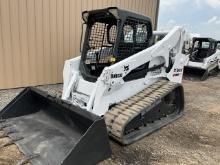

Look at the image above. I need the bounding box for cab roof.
[82,7,151,23]
[193,37,217,42]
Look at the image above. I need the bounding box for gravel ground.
[0,76,220,165]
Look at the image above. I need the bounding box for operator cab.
[190,37,218,62]
[80,7,153,82]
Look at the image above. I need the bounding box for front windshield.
[192,40,210,52]
[123,24,148,43]
[85,21,117,65]
[201,42,210,49]
[190,39,214,61]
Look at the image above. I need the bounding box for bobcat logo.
[124,65,129,72]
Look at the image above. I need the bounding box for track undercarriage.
[105,80,184,144]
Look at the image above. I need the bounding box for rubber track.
[104,79,179,141]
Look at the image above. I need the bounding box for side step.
[0,87,111,165]
[105,80,184,145]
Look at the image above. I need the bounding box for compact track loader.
[184,37,220,80]
[0,7,188,165]
[63,8,188,144]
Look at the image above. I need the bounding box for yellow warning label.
[109,57,116,63]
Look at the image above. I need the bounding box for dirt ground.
[0,75,220,165]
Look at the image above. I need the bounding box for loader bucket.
[0,87,111,165]
[184,67,208,81]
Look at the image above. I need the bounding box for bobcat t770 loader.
[0,7,188,165]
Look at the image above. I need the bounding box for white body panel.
[62,26,188,116]
[153,31,168,36]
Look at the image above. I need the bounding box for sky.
[158,0,220,40]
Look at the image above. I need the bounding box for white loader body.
[62,26,188,116]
